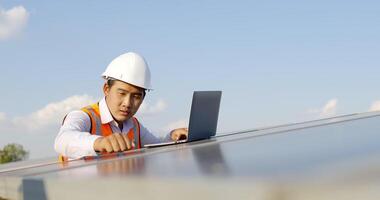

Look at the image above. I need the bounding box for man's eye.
[134,94,142,99]
[119,92,126,96]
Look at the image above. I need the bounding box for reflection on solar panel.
[1,111,380,200]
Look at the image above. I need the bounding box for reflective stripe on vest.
[58,103,141,162]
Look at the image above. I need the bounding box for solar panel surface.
[1,111,380,200]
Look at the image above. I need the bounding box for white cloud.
[369,101,380,112]
[320,99,338,117]
[0,95,97,159]
[0,5,29,40]
[12,94,96,131]
[0,112,6,122]
[137,99,167,116]
[1,95,166,133]
[307,98,338,119]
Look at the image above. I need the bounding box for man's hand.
[170,128,188,141]
[93,133,134,153]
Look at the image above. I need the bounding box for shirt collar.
[99,97,114,124]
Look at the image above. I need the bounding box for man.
[55,52,188,160]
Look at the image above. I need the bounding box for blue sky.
[1,0,380,159]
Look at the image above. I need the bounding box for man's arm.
[54,110,101,159]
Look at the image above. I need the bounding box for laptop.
[144,91,222,148]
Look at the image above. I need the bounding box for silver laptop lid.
[188,91,222,141]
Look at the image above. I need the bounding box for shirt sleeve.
[139,123,172,146]
[54,110,101,159]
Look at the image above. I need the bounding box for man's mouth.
[120,110,130,116]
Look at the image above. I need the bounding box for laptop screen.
[187,91,222,141]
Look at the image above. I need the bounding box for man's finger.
[171,128,189,141]
[178,133,187,140]
[171,131,178,141]
[114,133,127,151]
[108,135,120,152]
[122,134,132,150]
[103,139,113,153]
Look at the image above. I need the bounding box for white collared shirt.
[54,97,171,159]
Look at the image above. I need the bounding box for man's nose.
[122,95,133,108]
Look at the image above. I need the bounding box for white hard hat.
[102,52,152,90]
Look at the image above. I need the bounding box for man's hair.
[106,79,146,97]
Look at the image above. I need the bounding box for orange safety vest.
[58,103,141,162]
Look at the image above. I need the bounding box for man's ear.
[103,83,110,96]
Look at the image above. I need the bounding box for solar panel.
[2,111,380,200]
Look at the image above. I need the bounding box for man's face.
[103,80,145,123]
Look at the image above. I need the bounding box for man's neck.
[115,120,123,131]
